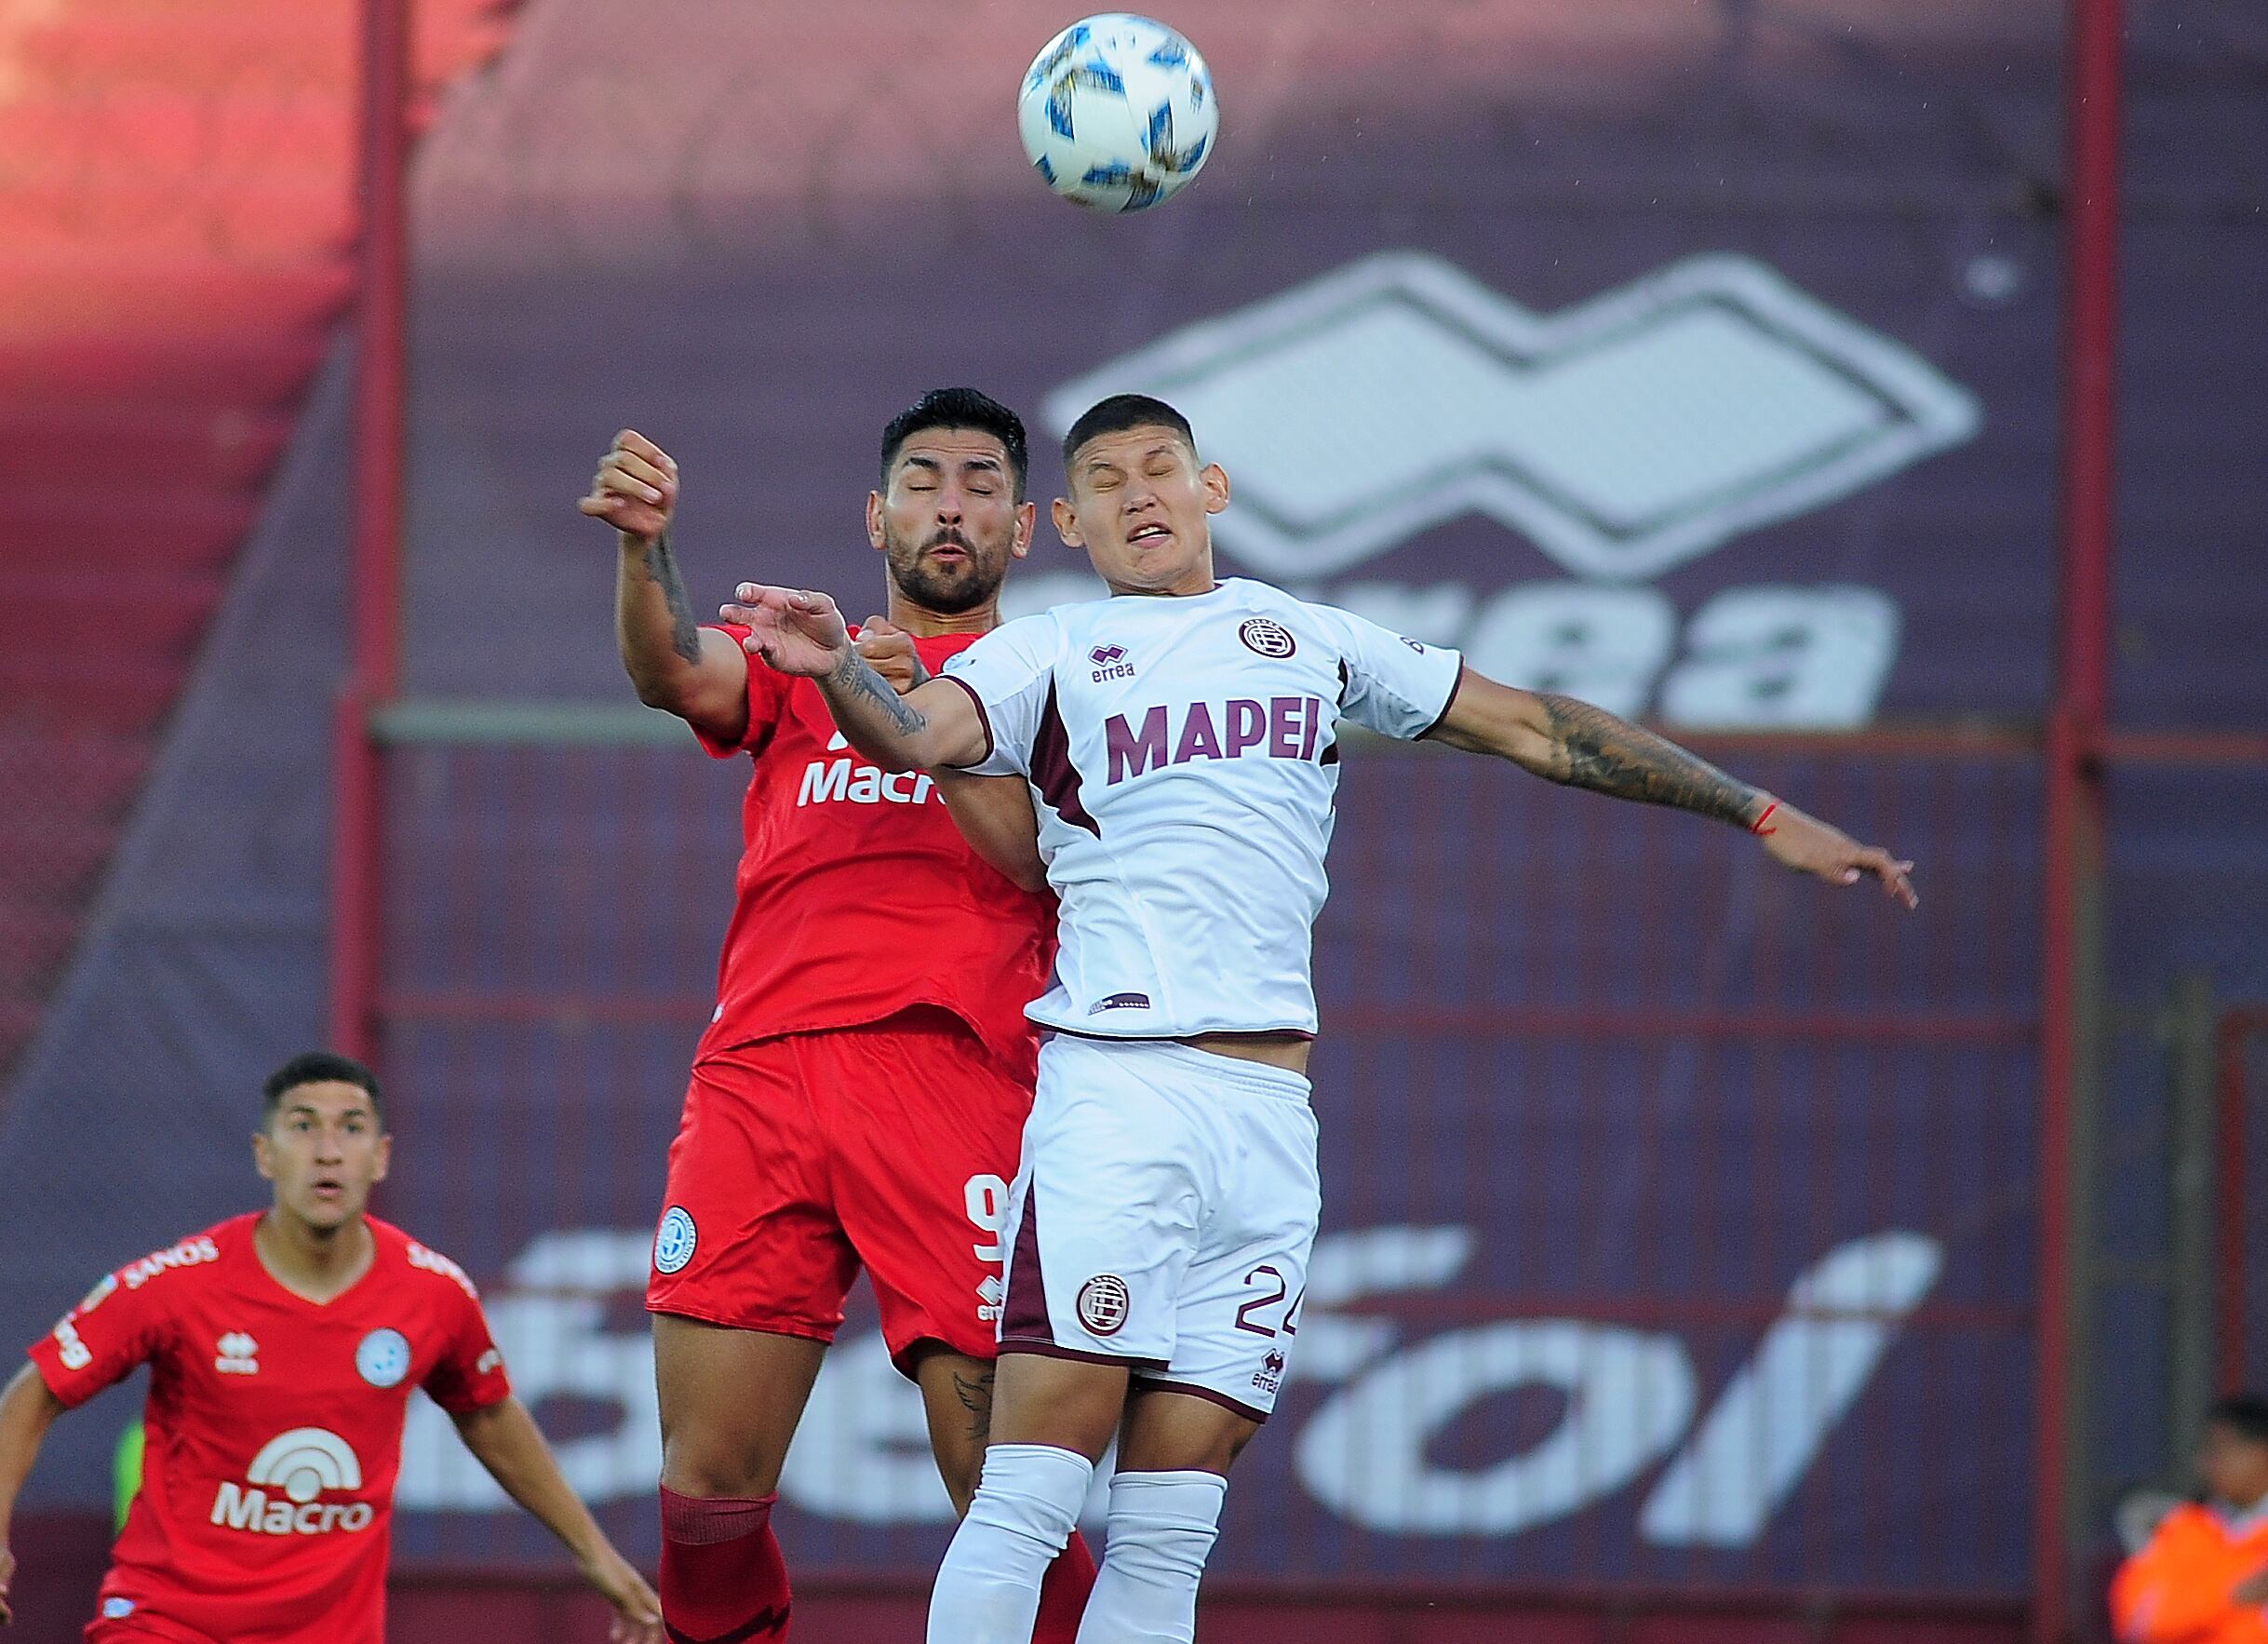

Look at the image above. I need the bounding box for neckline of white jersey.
[1109,579,1237,601]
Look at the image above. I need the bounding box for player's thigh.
[647,1044,862,1345]
[995,1035,1207,1369]
[1117,1381,1263,1476]
[1135,1071,1321,1434]
[991,1345,1133,1463]
[908,1345,995,1513]
[816,1013,1030,1373]
[652,1314,828,1498]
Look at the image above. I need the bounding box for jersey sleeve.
[937,614,1063,777]
[420,1285,513,1416]
[25,1259,179,1408]
[1313,603,1465,740]
[691,623,789,760]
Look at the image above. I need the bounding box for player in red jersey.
[578,387,1095,1642]
[0,1051,661,1644]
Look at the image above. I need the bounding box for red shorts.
[646,1006,1032,1373]
[86,1614,227,1644]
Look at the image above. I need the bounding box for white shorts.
[997,1034,1322,1421]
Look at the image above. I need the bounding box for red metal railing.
[2037,0,2125,1636]
[329,0,409,1064]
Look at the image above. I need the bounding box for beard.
[885,526,1006,614]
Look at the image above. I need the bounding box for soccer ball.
[1017,14,1217,213]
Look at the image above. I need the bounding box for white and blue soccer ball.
[1017,14,1217,212]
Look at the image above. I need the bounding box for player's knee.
[1104,1473,1226,1583]
[659,1426,788,1499]
[965,1445,1093,1552]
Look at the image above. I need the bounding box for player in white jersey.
[722,394,1917,1644]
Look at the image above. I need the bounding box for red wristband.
[1750,801,1778,837]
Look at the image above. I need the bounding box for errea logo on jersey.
[214,1332,260,1375]
[798,732,939,809]
[211,1428,374,1537]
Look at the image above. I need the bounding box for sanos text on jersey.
[119,1237,221,1290]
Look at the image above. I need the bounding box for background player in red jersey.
[0,1051,661,1644]
[577,387,1095,1642]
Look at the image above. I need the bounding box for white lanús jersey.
[941,578,1462,1039]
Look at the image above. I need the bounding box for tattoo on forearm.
[1536,694,1759,826]
[952,1367,995,1444]
[827,652,927,740]
[637,529,704,666]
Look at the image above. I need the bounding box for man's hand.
[578,430,678,542]
[1,1538,16,1624]
[721,584,852,678]
[855,616,929,695]
[576,1543,664,1644]
[1754,798,1918,909]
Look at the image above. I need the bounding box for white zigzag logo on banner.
[1045,251,1979,583]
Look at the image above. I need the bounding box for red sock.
[658,1486,793,1640]
[1031,1528,1098,1644]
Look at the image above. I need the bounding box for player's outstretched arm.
[853,620,1048,890]
[450,1397,663,1643]
[718,586,989,772]
[0,1363,69,1624]
[1428,667,1918,909]
[579,429,752,748]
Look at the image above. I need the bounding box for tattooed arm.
[1428,668,1917,908]
[580,429,750,747]
[718,586,989,772]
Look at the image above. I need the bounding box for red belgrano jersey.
[940,579,1463,1039]
[694,624,1055,1079]
[25,1214,510,1644]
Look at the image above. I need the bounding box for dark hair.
[2208,1394,2268,1446]
[262,1051,385,1127]
[1061,393,1196,475]
[879,387,1029,501]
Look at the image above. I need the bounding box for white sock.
[927,1444,1094,1644]
[1075,1470,1228,1644]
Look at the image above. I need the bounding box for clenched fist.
[578,429,678,542]
[855,617,930,695]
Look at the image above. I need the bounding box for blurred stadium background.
[1,0,2263,1638]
